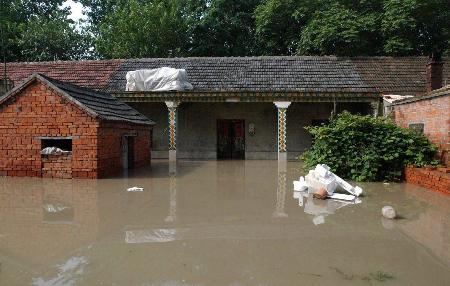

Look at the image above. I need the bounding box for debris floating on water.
[293,164,363,200]
[328,193,361,202]
[381,206,396,219]
[127,187,144,192]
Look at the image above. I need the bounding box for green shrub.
[300,111,437,182]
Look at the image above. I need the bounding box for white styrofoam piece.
[314,164,330,178]
[127,187,144,192]
[305,171,337,195]
[293,176,308,192]
[327,193,356,201]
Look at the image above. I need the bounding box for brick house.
[0,73,154,179]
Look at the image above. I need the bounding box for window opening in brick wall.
[408,123,424,134]
[41,138,73,152]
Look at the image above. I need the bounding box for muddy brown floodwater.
[0,160,449,286]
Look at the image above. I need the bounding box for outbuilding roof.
[390,84,450,105]
[4,56,450,95]
[0,73,154,125]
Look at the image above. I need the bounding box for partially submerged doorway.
[122,136,135,169]
[217,119,245,159]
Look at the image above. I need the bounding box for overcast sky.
[61,0,87,22]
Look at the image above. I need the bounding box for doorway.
[217,119,245,160]
[122,136,135,169]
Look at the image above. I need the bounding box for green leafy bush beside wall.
[301,112,437,182]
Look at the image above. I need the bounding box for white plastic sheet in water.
[125,67,193,91]
[127,187,144,192]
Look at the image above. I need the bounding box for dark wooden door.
[217,120,245,160]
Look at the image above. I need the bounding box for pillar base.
[169,150,177,162]
[278,152,287,172]
[278,152,287,161]
[169,161,177,174]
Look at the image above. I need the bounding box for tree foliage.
[95,0,190,58]
[1,0,92,61]
[1,0,449,61]
[189,0,262,56]
[301,112,437,182]
[298,3,380,56]
[382,0,450,56]
[255,0,449,56]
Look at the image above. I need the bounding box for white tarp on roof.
[382,94,414,104]
[125,67,193,92]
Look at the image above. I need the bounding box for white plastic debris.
[42,203,69,213]
[127,187,144,192]
[328,193,358,202]
[125,67,193,91]
[381,206,396,219]
[294,191,361,225]
[293,176,308,192]
[41,147,70,155]
[293,164,363,198]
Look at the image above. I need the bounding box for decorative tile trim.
[277,107,287,153]
[113,91,380,103]
[168,107,177,150]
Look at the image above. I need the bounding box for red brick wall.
[97,122,151,178]
[404,167,450,196]
[42,154,72,179]
[0,81,99,178]
[393,95,450,166]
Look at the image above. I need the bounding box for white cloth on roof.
[126,67,193,92]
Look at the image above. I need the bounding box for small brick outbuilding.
[0,73,154,178]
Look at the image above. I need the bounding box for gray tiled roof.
[107,56,375,93]
[352,57,450,95]
[5,56,450,95]
[1,74,154,125]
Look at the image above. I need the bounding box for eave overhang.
[111,90,381,103]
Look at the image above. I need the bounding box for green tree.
[95,0,190,58]
[18,11,92,61]
[254,0,449,56]
[298,3,380,56]
[189,0,262,56]
[382,0,450,56]
[1,0,91,61]
[77,0,129,25]
[254,0,312,55]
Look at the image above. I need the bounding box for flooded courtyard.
[0,160,449,286]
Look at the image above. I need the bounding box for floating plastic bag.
[293,164,363,199]
[127,187,144,192]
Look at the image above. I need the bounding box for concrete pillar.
[165,101,179,161]
[370,100,380,117]
[274,101,291,161]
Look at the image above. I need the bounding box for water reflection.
[272,163,288,218]
[165,162,177,223]
[32,256,88,286]
[293,189,361,225]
